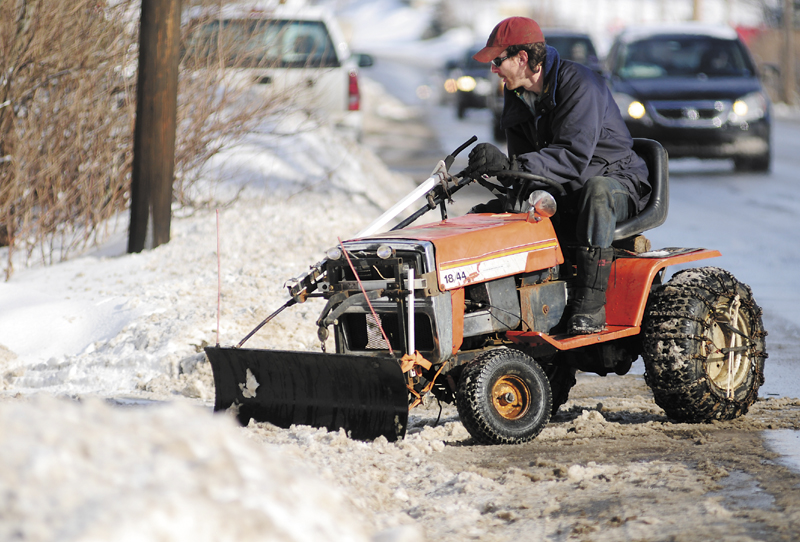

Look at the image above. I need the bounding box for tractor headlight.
[326,247,343,260]
[614,92,648,121]
[729,91,768,123]
[376,244,394,259]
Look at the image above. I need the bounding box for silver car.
[183,2,367,139]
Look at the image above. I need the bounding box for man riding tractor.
[463,16,651,336]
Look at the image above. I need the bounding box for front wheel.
[642,267,767,422]
[456,349,552,444]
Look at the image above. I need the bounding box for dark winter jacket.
[501,46,651,212]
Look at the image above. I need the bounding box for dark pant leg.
[575,176,633,248]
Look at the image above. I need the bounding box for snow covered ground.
[0,88,421,541]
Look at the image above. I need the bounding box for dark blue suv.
[607,24,771,172]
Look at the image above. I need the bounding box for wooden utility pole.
[692,0,702,21]
[783,0,796,105]
[128,0,182,253]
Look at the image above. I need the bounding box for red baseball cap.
[473,17,545,62]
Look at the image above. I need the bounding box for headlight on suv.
[613,93,648,121]
[456,75,477,92]
[627,101,646,119]
[729,91,768,123]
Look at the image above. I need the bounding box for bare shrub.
[0,1,137,278]
[0,0,303,279]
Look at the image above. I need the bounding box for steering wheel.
[492,170,567,197]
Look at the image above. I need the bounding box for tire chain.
[642,267,767,422]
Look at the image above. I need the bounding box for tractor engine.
[318,240,451,363]
[318,236,570,368]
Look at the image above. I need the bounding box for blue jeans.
[574,176,632,248]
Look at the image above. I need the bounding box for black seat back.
[613,138,669,240]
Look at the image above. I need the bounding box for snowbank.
[0,396,371,542]
[0,79,438,542]
[0,109,415,398]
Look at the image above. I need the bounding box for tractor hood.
[355,213,564,291]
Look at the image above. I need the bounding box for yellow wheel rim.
[705,294,751,397]
[491,375,531,420]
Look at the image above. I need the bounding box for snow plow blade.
[205,347,409,441]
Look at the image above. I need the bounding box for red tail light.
[348,69,360,111]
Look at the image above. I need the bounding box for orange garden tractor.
[205,138,767,445]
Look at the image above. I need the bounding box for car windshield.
[615,36,752,79]
[185,18,340,69]
[546,36,598,64]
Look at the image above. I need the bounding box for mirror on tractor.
[527,190,557,222]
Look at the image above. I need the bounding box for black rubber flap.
[205,347,409,441]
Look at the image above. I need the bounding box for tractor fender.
[606,248,721,327]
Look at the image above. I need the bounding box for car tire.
[456,348,552,444]
[642,267,767,423]
[734,152,771,173]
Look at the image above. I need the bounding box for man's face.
[491,50,527,90]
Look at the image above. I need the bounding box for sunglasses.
[491,54,511,67]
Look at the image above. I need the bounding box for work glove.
[463,143,510,178]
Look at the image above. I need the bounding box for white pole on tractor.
[407,267,415,356]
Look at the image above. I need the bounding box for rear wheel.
[456,348,552,444]
[642,267,767,422]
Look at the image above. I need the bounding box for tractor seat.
[613,138,669,243]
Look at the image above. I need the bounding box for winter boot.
[567,246,615,335]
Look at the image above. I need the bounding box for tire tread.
[642,267,767,422]
[456,349,552,445]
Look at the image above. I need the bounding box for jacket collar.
[535,45,561,111]
[502,45,562,126]
[509,45,561,112]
